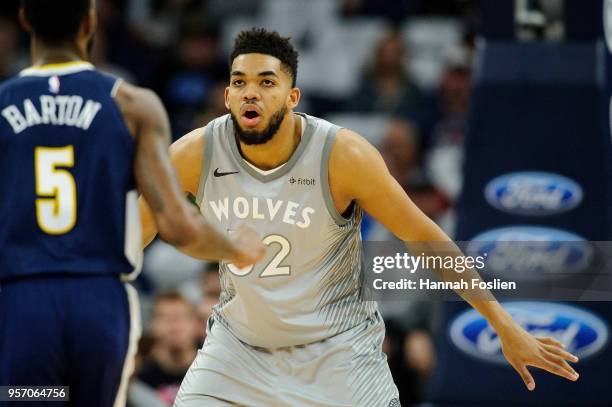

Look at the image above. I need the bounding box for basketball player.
[139,29,580,406]
[0,1,263,406]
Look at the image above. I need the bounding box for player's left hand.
[498,322,579,391]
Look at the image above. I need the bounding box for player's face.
[225,53,300,145]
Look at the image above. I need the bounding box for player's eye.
[262,79,274,87]
[232,79,244,86]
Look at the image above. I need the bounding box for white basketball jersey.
[196,113,377,348]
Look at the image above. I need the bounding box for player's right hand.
[229,225,266,268]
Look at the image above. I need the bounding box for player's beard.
[231,105,287,145]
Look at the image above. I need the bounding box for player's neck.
[239,112,301,170]
[30,37,88,67]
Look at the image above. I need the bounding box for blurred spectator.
[144,240,206,292]
[419,0,479,16]
[206,0,260,21]
[191,80,228,128]
[90,30,136,83]
[177,262,221,344]
[150,18,227,138]
[362,118,448,243]
[97,0,155,84]
[404,329,435,379]
[197,263,221,324]
[195,263,221,343]
[340,0,478,19]
[128,0,206,48]
[347,30,425,122]
[0,17,23,80]
[340,0,420,23]
[137,292,200,406]
[426,45,472,234]
[127,335,167,407]
[383,300,438,405]
[380,119,449,219]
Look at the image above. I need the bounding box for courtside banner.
[360,240,612,301]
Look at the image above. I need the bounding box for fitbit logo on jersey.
[484,171,583,215]
[289,177,316,186]
[449,302,608,364]
[208,197,315,228]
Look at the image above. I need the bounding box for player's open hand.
[498,322,579,391]
[229,225,266,268]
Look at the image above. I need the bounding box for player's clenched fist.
[228,225,266,268]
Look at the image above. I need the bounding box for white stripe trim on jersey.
[113,283,142,407]
[227,113,314,182]
[19,61,95,77]
[111,78,124,98]
[121,190,143,282]
[243,159,286,175]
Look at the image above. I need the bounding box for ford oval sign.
[467,226,593,279]
[450,302,608,364]
[484,172,583,216]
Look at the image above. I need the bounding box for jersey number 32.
[228,234,291,278]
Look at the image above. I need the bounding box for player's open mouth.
[241,107,261,127]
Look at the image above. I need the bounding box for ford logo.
[484,172,583,215]
[450,302,608,364]
[466,226,593,279]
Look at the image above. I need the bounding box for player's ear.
[18,8,32,34]
[287,87,300,110]
[224,87,231,110]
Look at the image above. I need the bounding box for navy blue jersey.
[0,62,141,281]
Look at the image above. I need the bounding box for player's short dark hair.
[230,28,299,87]
[21,0,91,44]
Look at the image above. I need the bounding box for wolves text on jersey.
[208,197,315,229]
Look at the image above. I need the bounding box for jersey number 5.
[35,146,76,235]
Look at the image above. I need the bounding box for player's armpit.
[329,129,490,297]
[328,128,448,242]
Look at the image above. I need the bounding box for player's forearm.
[468,299,515,333]
[405,238,515,332]
[162,203,238,261]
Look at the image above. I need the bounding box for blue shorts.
[0,275,141,407]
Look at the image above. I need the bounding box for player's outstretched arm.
[116,82,264,266]
[328,129,579,391]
